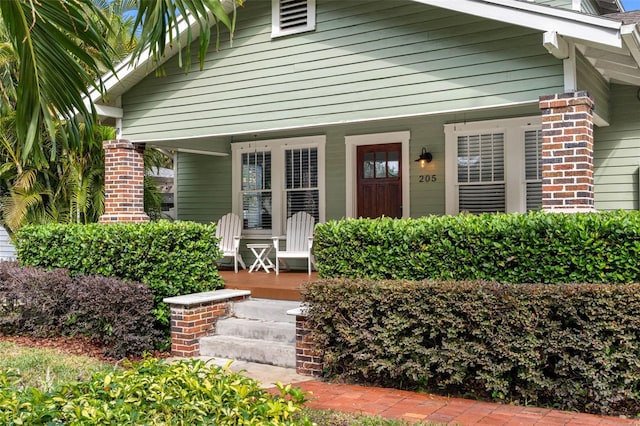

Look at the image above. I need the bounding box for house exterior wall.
[532,0,573,9]
[594,84,640,211]
[121,0,563,142]
[176,151,233,223]
[577,50,610,124]
[175,104,540,225]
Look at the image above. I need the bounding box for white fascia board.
[411,0,623,49]
[621,25,640,69]
[90,103,123,119]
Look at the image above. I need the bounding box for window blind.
[525,129,543,211]
[457,133,505,213]
[285,147,319,222]
[241,152,272,230]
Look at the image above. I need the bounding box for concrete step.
[233,298,300,323]
[200,335,296,368]
[215,317,295,343]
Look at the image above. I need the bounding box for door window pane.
[388,151,399,177]
[375,152,387,178]
[363,153,374,179]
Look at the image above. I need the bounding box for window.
[524,129,543,211]
[232,136,325,236]
[457,133,505,213]
[272,0,316,38]
[445,117,542,214]
[241,151,272,230]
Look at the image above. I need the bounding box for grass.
[301,408,441,425]
[0,341,116,391]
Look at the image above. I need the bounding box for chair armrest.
[271,235,286,255]
[307,236,314,250]
[233,236,241,250]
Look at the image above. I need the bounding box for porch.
[219,270,318,301]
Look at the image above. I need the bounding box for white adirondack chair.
[272,211,316,275]
[215,213,246,273]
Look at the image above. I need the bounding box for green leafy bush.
[14,220,224,334]
[314,211,640,283]
[303,279,640,415]
[0,358,311,425]
[0,262,159,358]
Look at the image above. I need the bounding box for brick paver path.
[293,381,640,425]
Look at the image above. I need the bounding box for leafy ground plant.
[0,357,312,425]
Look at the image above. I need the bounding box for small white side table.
[247,243,275,273]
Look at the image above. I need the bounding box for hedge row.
[303,279,640,415]
[0,262,159,357]
[14,220,224,332]
[313,211,640,283]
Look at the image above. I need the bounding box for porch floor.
[219,269,318,301]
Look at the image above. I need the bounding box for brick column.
[98,139,150,223]
[539,91,595,212]
[296,314,323,377]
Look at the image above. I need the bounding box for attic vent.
[272,0,316,38]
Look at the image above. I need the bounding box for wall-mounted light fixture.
[415,147,433,168]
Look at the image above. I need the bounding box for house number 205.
[418,175,437,183]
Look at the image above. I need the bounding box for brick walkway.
[293,381,640,425]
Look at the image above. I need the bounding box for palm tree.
[0,0,238,229]
[0,0,238,164]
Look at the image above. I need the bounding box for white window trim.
[444,116,541,215]
[232,135,325,237]
[271,0,316,38]
[345,131,411,219]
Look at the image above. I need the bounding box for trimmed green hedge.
[14,221,223,333]
[314,211,640,283]
[303,279,640,415]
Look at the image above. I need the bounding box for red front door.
[357,143,402,218]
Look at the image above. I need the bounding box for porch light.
[415,147,433,168]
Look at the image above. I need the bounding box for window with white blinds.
[232,136,325,236]
[445,116,542,214]
[272,0,316,37]
[241,152,272,230]
[285,147,319,223]
[457,133,506,213]
[525,129,543,211]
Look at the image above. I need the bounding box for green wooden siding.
[581,0,600,14]
[122,0,563,141]
[176,103,541,224]
[594,84,640,211]
[532,0,573,9]
[176,152,232,222]
[577,50,610,124]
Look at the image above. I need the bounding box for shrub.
[0,262,159,358]
[0,358,312,425]
[14,220,224,334]
[313,211,640,283]
[303,278,640,415]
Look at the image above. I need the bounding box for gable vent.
[272,0,316,37]
[280,0,309,30]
